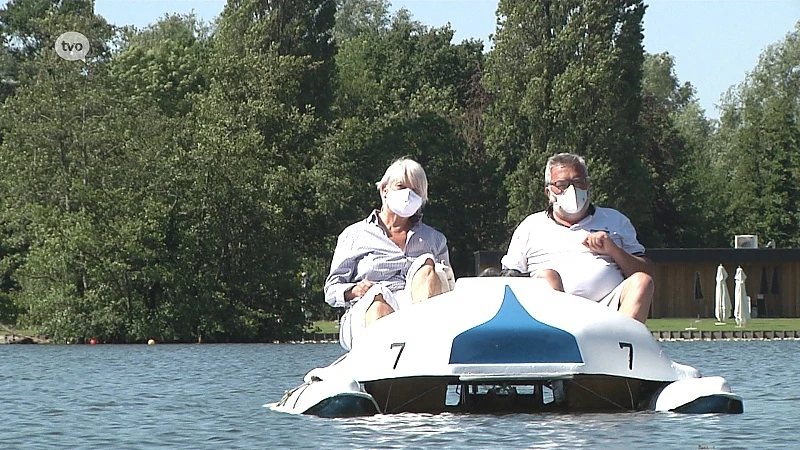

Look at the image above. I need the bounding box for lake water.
[1,340,797,449]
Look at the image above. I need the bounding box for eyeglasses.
[548,177,589,193]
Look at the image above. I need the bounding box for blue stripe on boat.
[449,285,583,364]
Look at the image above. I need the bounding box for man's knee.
[626,272,654,296]
[536,268,560,279]
[535,269,564,291]
[620,273,653,324]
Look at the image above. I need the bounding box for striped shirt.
[324,210,450,308]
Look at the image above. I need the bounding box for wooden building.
[473,249,800,319]
[647,249,799,319]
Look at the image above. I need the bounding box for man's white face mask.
[550,184,589,216]
[385,187,423,217]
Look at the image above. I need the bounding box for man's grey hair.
[544,153,589,184]
[376,157,429,205]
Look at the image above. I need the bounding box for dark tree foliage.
[220,0,336,118]
[0,2,798,339]
[639,52,714,248]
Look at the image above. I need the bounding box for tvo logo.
[55,31,90,62]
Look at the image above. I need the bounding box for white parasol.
[734,266,751,327]
[714,264,732,324]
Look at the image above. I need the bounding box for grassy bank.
[0,322,50,344]
[646,318,800,332]
[311,320,340,334]
[9,318,797,343]
[311,318,800,334]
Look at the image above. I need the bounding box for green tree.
[333,0,390,42]
[220,0,336,119]
[108,14,212,117]
[0,0,343,342]
[315,10,505,277]
[0,0,114,63]
[639,52,718,247]
[0,0,128,341]
[673,102,728,247]
[484,0,651,243]
[154,0,340,340]
[715,22,800,247]
[0,26,18,102]
[0,55,181,342]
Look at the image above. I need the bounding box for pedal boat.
[270,277,743,417]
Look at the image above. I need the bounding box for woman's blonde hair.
[376,157,429,205]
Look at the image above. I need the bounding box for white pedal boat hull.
[270,277,743,416]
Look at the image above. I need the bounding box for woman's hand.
[347,279,375,300]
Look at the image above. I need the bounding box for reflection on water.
[0,340,796,449]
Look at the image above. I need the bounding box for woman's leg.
[409,259,442,303]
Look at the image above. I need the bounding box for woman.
[324,157,452,350]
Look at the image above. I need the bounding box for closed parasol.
[733,266,751,327]
[714,264,731,324]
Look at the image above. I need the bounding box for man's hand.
[582,231,653,278]
[583,231,619,256]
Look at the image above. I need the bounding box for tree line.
[0,0,798,343]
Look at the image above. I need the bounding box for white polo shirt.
[501,206,646,301]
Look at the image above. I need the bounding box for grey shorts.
[599,280,625,310]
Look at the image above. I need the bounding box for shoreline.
[651,329,800,341]
[1,322,50,345]
[299,331,800,343]
[1,334,50,344]
[4,331,799,345]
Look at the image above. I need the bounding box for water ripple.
[0,342,796,448]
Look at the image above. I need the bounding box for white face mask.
[550,185,589,215]
[385,188,423,217]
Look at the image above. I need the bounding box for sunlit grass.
[310,320,339,334]
[0,323,39,337]
[646,318,800,332]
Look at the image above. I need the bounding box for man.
[501,152,654,323]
